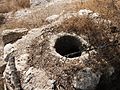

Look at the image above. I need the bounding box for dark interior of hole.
[54,35,84,58]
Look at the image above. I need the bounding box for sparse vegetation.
[0,0,120,90]
[28,10,120,90]
[0,0,119,30]
[0,0,30,13]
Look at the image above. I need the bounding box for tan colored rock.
[2,28,28,45]
[3,9,114,90]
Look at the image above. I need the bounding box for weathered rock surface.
[0,0,119,90]
[30,0,87,8]
[45,14,59,23]
[2,28,28,45]
[4,43,15,61]
[13,9,32,19]
[0,58,6,90]
[73,67,100,90]
[30,0,49,7]
[2,9,115,90]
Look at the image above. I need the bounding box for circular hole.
[54,35,84,58]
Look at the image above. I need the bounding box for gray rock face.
[73,67,100,90]
[45,14,59,23]
[3,53,22,90]
[2,28,28,45]
[30,0,49,7]
[14,9,32,20]
[29,0,88,8]
[0,46,3,59]
[4,43,15,61]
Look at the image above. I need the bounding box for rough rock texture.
[0,46,3,60]
[4,43,15,61]
[0,59,6,90]
[13,9,32,20]
[30,0,87,8]
[0,29,5,90]
[2,28,28,45]
[2,9,117,90]
[30,0,49,7]
[4,0,89,24]
[3,52,22,90]
[45,14,59,23]
[73,67,100,90]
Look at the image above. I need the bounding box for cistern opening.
[54,35,84,58]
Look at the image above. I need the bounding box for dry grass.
[26,1,120,89]
[1,0,120,29]
[3,18,45,29]
[63,16,119,67]
[83,0,120,25]
[0,0,119,89]
[0,0,30,13]
[28,15,120,89]
[2,1,84,29]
